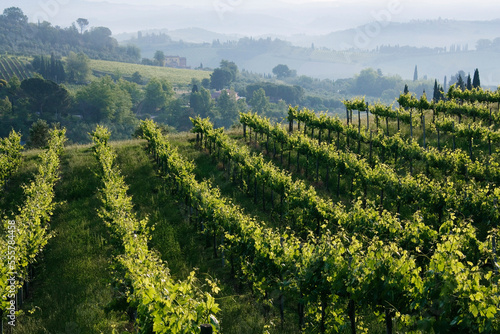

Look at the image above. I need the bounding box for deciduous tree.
[76,76,133,123]
[249,88,270,115]
[143,78,173,113]
[272,64,292,79]
[154,50,165,66]
[76,18,89,34]
[66,52,91,83]
[21,78,71,118]
[190,87,213,118]
[210,68,232,90]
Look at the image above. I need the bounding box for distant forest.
[0,7,140,62]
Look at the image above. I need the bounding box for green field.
[0,55,210,87]
[89,59,211,86]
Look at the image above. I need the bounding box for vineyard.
[0,56,32,81]
[88,59,210,86]
[1,85,500,333]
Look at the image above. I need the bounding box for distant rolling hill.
[298,19,500,50]
[120,19,500,86]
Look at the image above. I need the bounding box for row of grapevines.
[91,125,220,334]
[368,102,417,127]
[193,116,442,243]
[433,99,498,124]
[192,115,350,237]
[0,59,8,81]
[0,130,23,191]
[287,107,490,188]
[397,90,500,127]
[242,111,500,238]
[434,114,500,144]
[8,58,31,81]
[288,106,500,185]
[0,58,16,81]
[142,118,432,332]
[0,128,66,315]
[347,92,498,128]
[342,97,421,129]
[186,117,500,333]
[447,85,500,104]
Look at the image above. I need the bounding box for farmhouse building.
[165,56,187,68]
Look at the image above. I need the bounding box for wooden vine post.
[366,102,370,130]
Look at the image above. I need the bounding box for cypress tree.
[404,84,409,94]
[472,68,480,88]
[57,60,66,82]
[466,74,472,90]
[457,75,465,90]
[433,80,439,101]
[50,53,57,81]
[413,65,418,81]
[39,56,47,78]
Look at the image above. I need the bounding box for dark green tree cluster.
[0,72,177,142]
[142,78,174,114]
[0,75,71,139]
[21,77,71,118]
[189,84,213,119]
[210,60,238,90]
[75,76,135,123]
[246,82,304,105]
[213,89,246,128]
[272,64,296,79]
[432,79,445,102]
[31,54,66,83]
[0,7,140,63]
[449,69,480,91]
[27,119,50,148]
[66,51,91,83]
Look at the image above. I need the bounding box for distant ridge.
[118,19,500,51]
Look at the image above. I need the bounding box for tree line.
[0,7,140,63]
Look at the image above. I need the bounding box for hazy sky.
[3,0,500,35]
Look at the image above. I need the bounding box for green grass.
[89,59,210,86]
[14,144,131,334]
[0,54,209,87]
